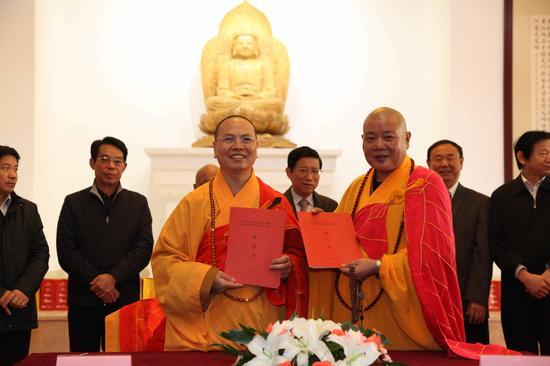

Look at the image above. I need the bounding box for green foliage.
[340,321,357,332]
[324,340,345,361]
[220,323,256,345]
[234,352,255,366]
[215,343,241,356]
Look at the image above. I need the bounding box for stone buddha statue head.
[232,34,259,59]
[194,2,295,148]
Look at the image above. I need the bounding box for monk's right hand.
[340,258,378,282]
[211,271,244,294]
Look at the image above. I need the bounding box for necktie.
[298,198,310,212]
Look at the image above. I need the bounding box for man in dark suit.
[284,146,338,216]
[427,139,492,344]
[489,131,550,355]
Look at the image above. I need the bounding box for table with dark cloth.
[15,351,479,366]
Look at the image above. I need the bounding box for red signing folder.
[298,212,362,268]
[225,207,285,288]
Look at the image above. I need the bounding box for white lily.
[328,329,380,366]
[280,318,335,366]
[314,318,341,333]
[244,330,293,366]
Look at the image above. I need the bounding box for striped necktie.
[298,198,310,212]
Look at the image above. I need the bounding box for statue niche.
[193,2,295,148]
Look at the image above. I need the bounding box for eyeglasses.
[96,155,125,166]
[294,168,321,177]
[217,135,257,145]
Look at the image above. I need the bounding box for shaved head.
[363,107,407,133]
[194,164,219,189]
[214,115,257,139]
[362,107,411,181]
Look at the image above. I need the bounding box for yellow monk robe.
[152,171,307,351]
[309,156,465,351]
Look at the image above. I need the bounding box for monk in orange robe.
[152,115,308,351]
[309,107,465,351]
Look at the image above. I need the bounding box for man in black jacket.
[489,130,550,355]
[57,137,153,352]
[0,146,49,366]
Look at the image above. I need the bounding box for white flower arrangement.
[220,317,401,366]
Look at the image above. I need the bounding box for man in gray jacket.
[0,146,49,366]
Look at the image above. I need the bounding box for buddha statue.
[194,2,295,148]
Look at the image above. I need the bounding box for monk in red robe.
[309,107,465,350]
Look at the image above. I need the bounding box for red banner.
[39,279,68,311]
[488,280,501,312]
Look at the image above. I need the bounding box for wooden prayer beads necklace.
[335,160,414,322]
[208,179,264,303]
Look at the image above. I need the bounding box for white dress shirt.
[0,194,12,216]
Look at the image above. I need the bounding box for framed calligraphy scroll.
[504,0,550,181]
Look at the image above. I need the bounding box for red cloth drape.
[118,298,165,351]
[405,167,520,359]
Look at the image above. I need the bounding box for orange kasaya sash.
[354,166,520,360]
[195,177,309,318]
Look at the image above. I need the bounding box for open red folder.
[298,212,363,268]
[225,207,285,288]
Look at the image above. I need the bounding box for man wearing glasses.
[284,146,338,216]
[57,136,153,352]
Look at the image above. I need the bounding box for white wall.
[0,0,35,197]
[1,0,505,271]
[449,0,504,189]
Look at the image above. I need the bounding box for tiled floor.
[30,311,69,353]
[489,311,505,346]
